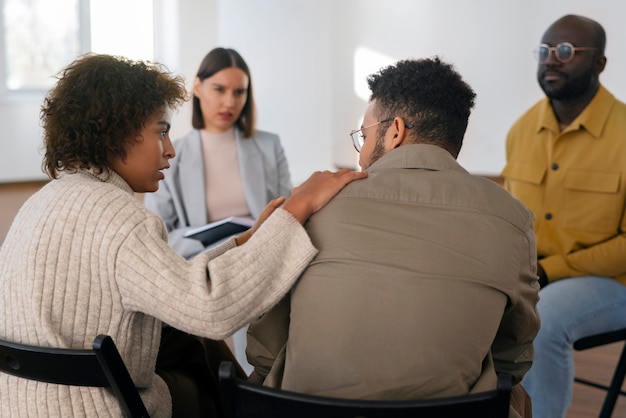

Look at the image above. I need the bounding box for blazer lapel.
[178,130,208,226]
[236,130,266,218]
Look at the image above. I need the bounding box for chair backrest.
[0,334,149,418]
[573,328,626,418]
[218,361,512,418]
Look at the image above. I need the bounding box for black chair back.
[218,361,512,418]
[574,328,626,418]
[0,334,149,418]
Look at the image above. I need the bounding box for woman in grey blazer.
[143,47,292,393]
[144,48,292,260]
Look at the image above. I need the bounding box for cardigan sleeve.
[115,208,317,339]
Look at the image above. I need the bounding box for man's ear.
[386,117,410,150]
[595,55,607,75]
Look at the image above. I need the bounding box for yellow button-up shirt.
[502,85,626,285]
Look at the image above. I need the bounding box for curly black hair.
[367,57,476,157]
[41,53,189,179]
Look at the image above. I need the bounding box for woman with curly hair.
[0,53,365,417]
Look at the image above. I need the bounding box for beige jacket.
[247,145,539,416]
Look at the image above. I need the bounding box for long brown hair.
[192,47,256,137]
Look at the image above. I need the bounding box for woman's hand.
[235,197,286,246]
[282,168,367,224]
[235,169,367,246]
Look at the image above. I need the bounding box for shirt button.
[551,163,559,170]
[545,213,553,220]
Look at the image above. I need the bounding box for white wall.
[2,0,625,184]
[1,95,44,182]
[156,0,219,142]
[216,0,334,183]
[217,0,626,183]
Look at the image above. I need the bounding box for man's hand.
[537,262,549,288]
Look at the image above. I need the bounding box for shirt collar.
[537,84,615,138]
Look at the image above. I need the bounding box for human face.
[537,19,602,101]
[358,101,389,170]
[109,108,175,193]
[193,67,249,133]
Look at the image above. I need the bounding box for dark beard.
[367,131,387,168]
[538,69,594,102]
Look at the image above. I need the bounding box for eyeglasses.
[349,118,413,152]
[534,42,598,64]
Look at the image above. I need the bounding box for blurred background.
[1,0,624,185]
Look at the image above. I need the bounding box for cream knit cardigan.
[0,169,316,417]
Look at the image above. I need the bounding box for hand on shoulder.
[235,169,367,246]
[282,169,368,224]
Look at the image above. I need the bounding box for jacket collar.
[366,143,467,175]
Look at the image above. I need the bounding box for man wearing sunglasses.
[502,14,626,418]
[247,57,539,418]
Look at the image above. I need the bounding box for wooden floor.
[2,181,626,417]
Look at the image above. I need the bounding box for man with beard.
[246,57,539,418]
[501,14,626,418]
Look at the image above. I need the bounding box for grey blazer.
[144,128,292,258]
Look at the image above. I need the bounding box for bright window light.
[2,0,154,91]
[3,0,80,90]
